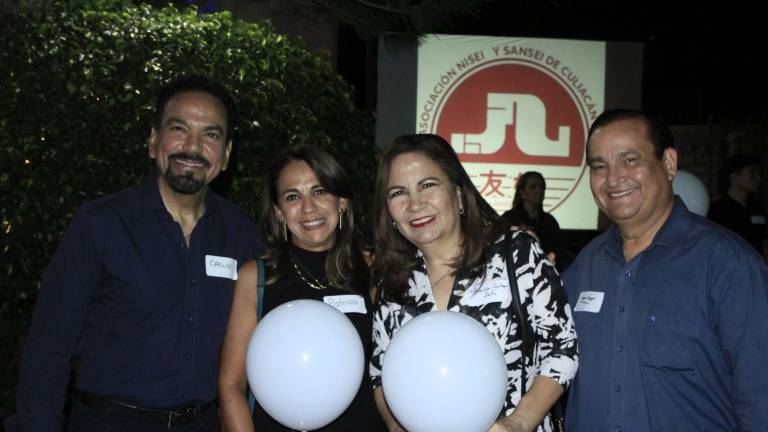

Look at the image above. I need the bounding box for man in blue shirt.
[16,76,261,431]
[564,109,768,432]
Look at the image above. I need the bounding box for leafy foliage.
[0,0,376,411]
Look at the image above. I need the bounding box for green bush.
[0,0,376,414]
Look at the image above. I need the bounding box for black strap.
[504,231,534,396]
[504,231,567,431]
[247,258,266,413]
[256,258,265,319]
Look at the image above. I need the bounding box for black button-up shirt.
[16,174,261,431]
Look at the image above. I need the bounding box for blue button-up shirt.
[564,199,768,432]
[16,174,261,431]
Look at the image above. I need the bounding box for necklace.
[428,269,452,288]
[291,256,330,290]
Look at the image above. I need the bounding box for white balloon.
[246,299,364,431]
[382,311,508,432]
[673,170,710,216]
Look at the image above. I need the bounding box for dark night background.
[332,0,767,261]
[0,1,765,425]
[337,1,767,126]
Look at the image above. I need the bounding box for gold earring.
[281,220,288,242]
[339,208,345,231]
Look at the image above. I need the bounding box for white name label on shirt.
[752,215,766,225]
[574,291,604,313]
[461,279,510,306]
[324,295,367,314]
[205,255,238,280]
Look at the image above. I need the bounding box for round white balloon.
[382,311,508,432]
[246,299,364,431]
[673,170,710,216]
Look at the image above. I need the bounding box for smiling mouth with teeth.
[170,153,210,168]
[608,189,634,198]
[300,219,325,229]
[175,159,204,167]
[410,216,435,228]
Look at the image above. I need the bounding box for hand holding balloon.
[382,311,508,432]
[246,300,364,431]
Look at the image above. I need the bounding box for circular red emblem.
[431,59,590,211]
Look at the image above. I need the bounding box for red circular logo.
[430,59,590,211]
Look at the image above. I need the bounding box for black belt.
[77,390,216,429]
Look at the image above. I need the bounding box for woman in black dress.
[219,145,383,431]
[500,171,563,267]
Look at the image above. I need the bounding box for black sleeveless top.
[252,247,385,431]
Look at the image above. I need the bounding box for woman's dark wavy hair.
[511,171,546,214]
[260,145,368,295]
[371,134,502,303]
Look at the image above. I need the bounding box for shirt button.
[185,355,190,361]
[179,242,185,249]
[614,428,622,432]
[617,345,623,352]
[187,314,193,322]
[191,278,198,285]
[614,385,621,392]
[618,306,625,312]
[624,270,631,278]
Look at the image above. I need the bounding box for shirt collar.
[652,197,692,248]
[140,172,166,212]
[601,197,691,261]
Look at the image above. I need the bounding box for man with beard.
[15,76,261,431]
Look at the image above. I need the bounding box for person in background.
[16,76,261,431]
[369,134,578,432]
[219,145,383,431]
[564,109,768,432]
[500,171,563,268]
[708,153,767,262]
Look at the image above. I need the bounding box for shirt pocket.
[640,315,699,371]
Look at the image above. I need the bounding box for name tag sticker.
[324,295,367,314]
[461,279,510,306]
[574,291,604,313]
[751,215,766,225]
[205,255,238,280]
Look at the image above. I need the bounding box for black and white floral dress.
[370,232,578,432]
